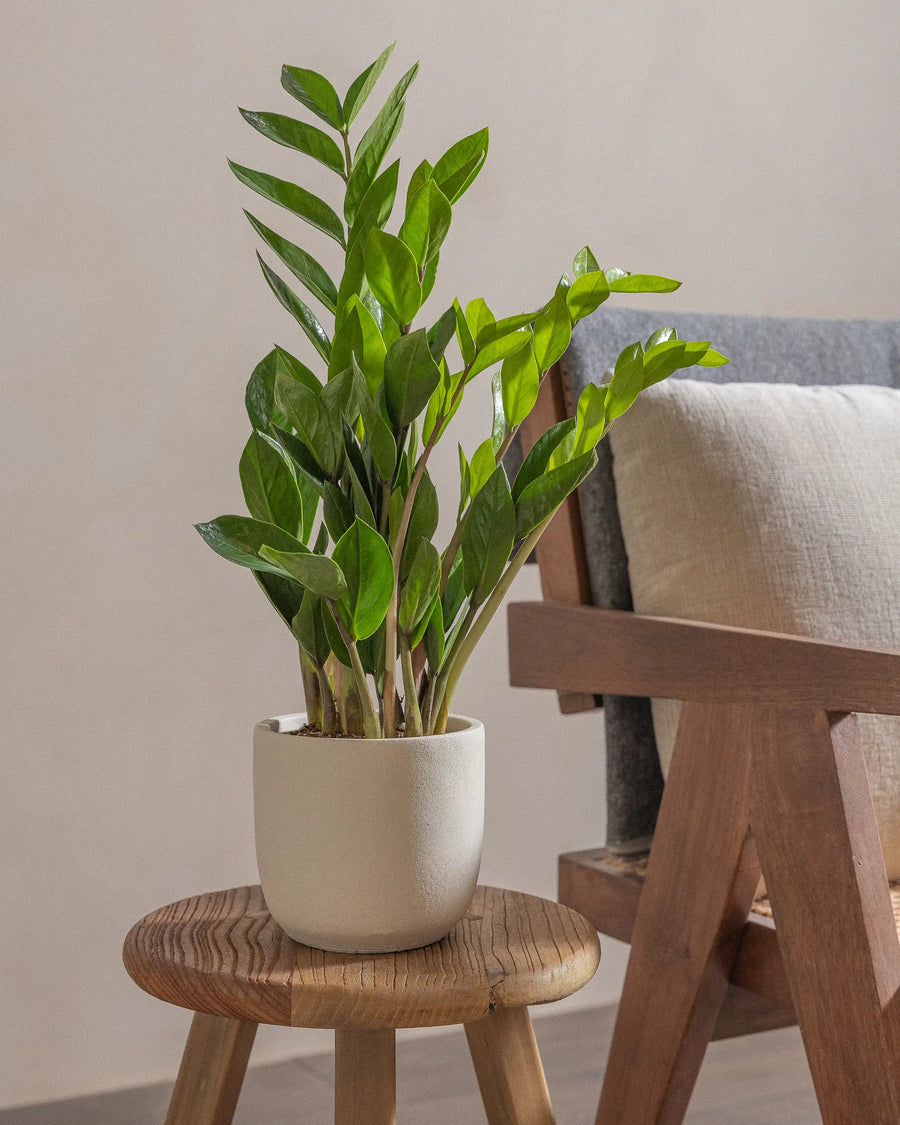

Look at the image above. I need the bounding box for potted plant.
[196,42,726,953]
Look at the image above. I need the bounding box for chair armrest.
[507,602,900,715]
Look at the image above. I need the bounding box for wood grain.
[751,709,900,1123]
[334,1028,396,1125]
[465,1006,555,1125]
[508,601,900,713]
[595,702,762,1124]
[519,364,596,715]
[123,885,600,1032]
[163,1012,256,1125]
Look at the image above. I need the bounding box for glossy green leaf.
[696,348,729,367]
[432,127,489,203]
[322,481,354,541]
[479,311,538,345]
[291,590,330,665]
[465,297,495,345]
[514,450,597,539]
[603,267,629,285]
[467,329,531,380]
[398,538,441,635]
[511,417,575,501]
[343,41,396,126]
[280,65,343,129]
[321,602,352,666]
[605,342,645,422]
[555,273,572,298]
[423,595,445,670]
[404,469,439,561]
[238,109,344,173]
[245,212,337,313]
[641,339,689,389]
[257,254,332,362]
[490,371,506,452]
[422,362,462,444]
[646,327,678,349]
[345,160,400,255]
[454,298,476,366]
[427,306,457,361]
[259,545,347,600]
[400,179,452,268]
[573,382,607,456]
[275,346,322,392]
[457,443,471,517]
[240,430,305,536]
[365,229,422,326]
[406,159,434,212]
[275,371,342,476]
[354,361,396,480]
[565,270,610,323]
[469,437,497,498]
[333,518,394,639]
[532,294,572,371]
[195,515,307,575]
[573,245,600,277]
[228,161,345,246]
[321,366,358,426]
[500,339,540,427]
[609,273,681,294]
[255,570,305,631]
[346,63,418,224]
[270,424,329,490]
[384,328,441,426]
[461,465,515,602]
[245,349,291,432]
[442,555,467,628]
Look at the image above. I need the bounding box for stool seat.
[124,883,601,1031]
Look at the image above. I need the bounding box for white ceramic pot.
[253,713,485,953]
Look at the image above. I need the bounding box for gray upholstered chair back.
[559,308,900,850]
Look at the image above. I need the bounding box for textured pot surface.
[253,714,485,953]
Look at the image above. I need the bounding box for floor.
[0,1005,821,1124]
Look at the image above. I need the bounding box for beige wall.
[3,0,898,1109]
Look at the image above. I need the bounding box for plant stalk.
[399,633,423,736]
[328,603,381,738]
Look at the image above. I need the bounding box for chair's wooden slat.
[595,702,761,1125]
[508,601,900,714]
[751,709,900,1123]
[519,365,597,715]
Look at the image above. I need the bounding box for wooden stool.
[123,883,600,1124]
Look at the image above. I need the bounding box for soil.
[290,723,406,738]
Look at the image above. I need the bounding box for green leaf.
[245,349,290,432]
[321,603,352,666]
[511,417,576,501]
[461,466,515,602]
[238,109,344,173]
[291,590,330,665]
[343,40,396,127]
[468,329,531,380]
[422,362,462,444]
[228,161,344,246]
[257,254,332,362]
[406,159,434,211]
[641,339,689,389]
[321,366,358,425]
[323,481,354,541]
[354,361,396,480]
[275,346,322,392]
[532,294,572,371]
[609,273,681,294]
[479,311,538,345]
[646,327,678,349]
[514,450,597,539]
[454,298,476,366]
[270,425,328,490]
[491,371,506,452]
[500,339,540,426]
[427,306,457,361]
[442,555,467,628]
[384,328,441,426]
[240,430,305,536]
[280,65,343,129]
[195,515,307,575]
[604,267,629,285]
[275,371,342,477]
[346,160,400,255]
[565,270,610,323]
[333,518,394,639]
[399,537,441,635]
[432,127,489,203]
[605,342,645,422]
[423,596,445,670]
[555,273,572,298]
[355,62,418,162]
[365,229,422,326]
[573,245,600,277]
[465,297,495,346]
[697,348,729,367]
[259,545,347,600]
[572,383,607,456]
[245,212,337,313]
[255,570,305,631]
[468,437,496,498]
[400,179,452,269]
[404,469,439,562]
[457,443,471,518]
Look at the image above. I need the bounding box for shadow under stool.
[123,883,601,1124]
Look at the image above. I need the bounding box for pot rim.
[255,712,483,743]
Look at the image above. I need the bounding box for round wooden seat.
[124,883,600,1031]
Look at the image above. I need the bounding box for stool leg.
[334,1027,396,1125]
[165,1011,257,1125]
[465,1006,555,1125]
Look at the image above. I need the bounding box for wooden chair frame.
[508,368,900,1124]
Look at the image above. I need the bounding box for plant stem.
[300,650,322,727]
[399,633,423,736]
[340,128,352,182]
[327,603,381,738]
[315,664,337,735]
[428,601,479,733]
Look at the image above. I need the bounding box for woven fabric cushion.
[608,380,900,878]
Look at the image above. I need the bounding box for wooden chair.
[507,308,900,1124]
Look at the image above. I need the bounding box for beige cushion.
[608,381,900,879]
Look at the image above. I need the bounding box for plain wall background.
[2,0,898,1109]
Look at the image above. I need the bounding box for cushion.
[607,380,900,879]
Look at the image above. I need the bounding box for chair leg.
[165,1011,257,1125]
[465,1005,555,1125]
[334,1028,396,1125]
[596,702,761,1125]
[751,709,900,1124]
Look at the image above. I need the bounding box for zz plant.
[197,42,727,739]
